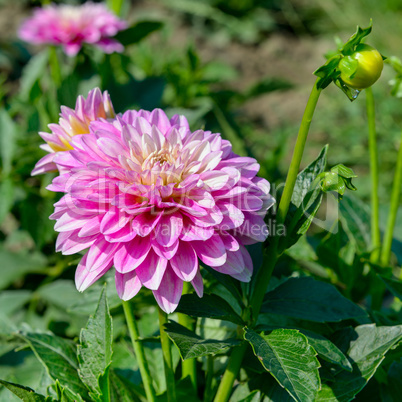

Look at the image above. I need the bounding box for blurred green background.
[0,0,402,399]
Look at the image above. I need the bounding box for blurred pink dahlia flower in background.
[32,88,115,175]
[18,2,127,56]
[46,102,275,313]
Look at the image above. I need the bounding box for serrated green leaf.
[317,324,402,401]
[114,21,163,46]
[203,265,244,306]
[278,146,328,254]
[18,332,88,400]
[255,322,352,372]
[78,286,113,399]
[0,380,51,402]
[176,293,244,325]
[378,276,402,300]
[164,320,240,360]
[244,328,320,402]
[339,194,371,252]
[261,277,367,322]
[298,330,352,372]
[109,370,143,402]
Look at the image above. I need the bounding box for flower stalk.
[366,87,381,262]
[177,282,197,391]
[122,301,156,402]
[158,307,177,402]
[382,130,402,269]
[49,46,62,88]
[214,79,322,401]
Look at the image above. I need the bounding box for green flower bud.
[339,44,383,89]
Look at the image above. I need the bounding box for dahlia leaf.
[293,330,352,372]
[261,277,367,322]
[244,328,321,402]
[108,370,144,402]
[203,265,244,306]
[17,332,88,400]
[339,194,371,253]
[279,146,328,254]
[257,322,352,372]
[316,324,402,401]
[379,275,402,300]
[0,379,51,402]
[175,293,244,325]
[164,320,240,360]
[114,21,163,47]
[78,286,113,399]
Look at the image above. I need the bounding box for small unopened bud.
[339,44,383,90]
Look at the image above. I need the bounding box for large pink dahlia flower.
[47,108,274,313]
[32,88,115,176]
[18,2,127,56]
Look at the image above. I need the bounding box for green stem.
[366,87,381,262]
[49,46,62,88]
[213,343,248,402]
[381,130,402,268]
[178,282,197,391]
[204,355,215,402]
[214,80,322,402]
[250,80,322,319]
[122,301,156,402]
[158,307,177,402]
[108,0,125,16]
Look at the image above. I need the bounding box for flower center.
[142,149,175,171]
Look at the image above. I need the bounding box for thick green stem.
[213,343,248,402]
[122,301,156,402]
[382,130,402,268]
[213,80,322,401]
[204,355,215,402]
[158,307,177,402]
[178,282,197,391]
[49,46,62,88]
[108,0,125,16]
[366,87,381,262]
[250,80,322,318]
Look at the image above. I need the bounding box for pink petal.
[114,236,151,273]
[87,239,119,272]
[152,239,179,260]
[192,234,227,267]
[31,153,57,176]
[170,241,198,281]
[132,211,163,237]
[213,249,247,277]
[153,266,183,314]
[75,253,112,292]
[155,213,183,247]
[135,250,168,290]
[191,269,204,298]
[115,271,142,300]
[100,210,131,235]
